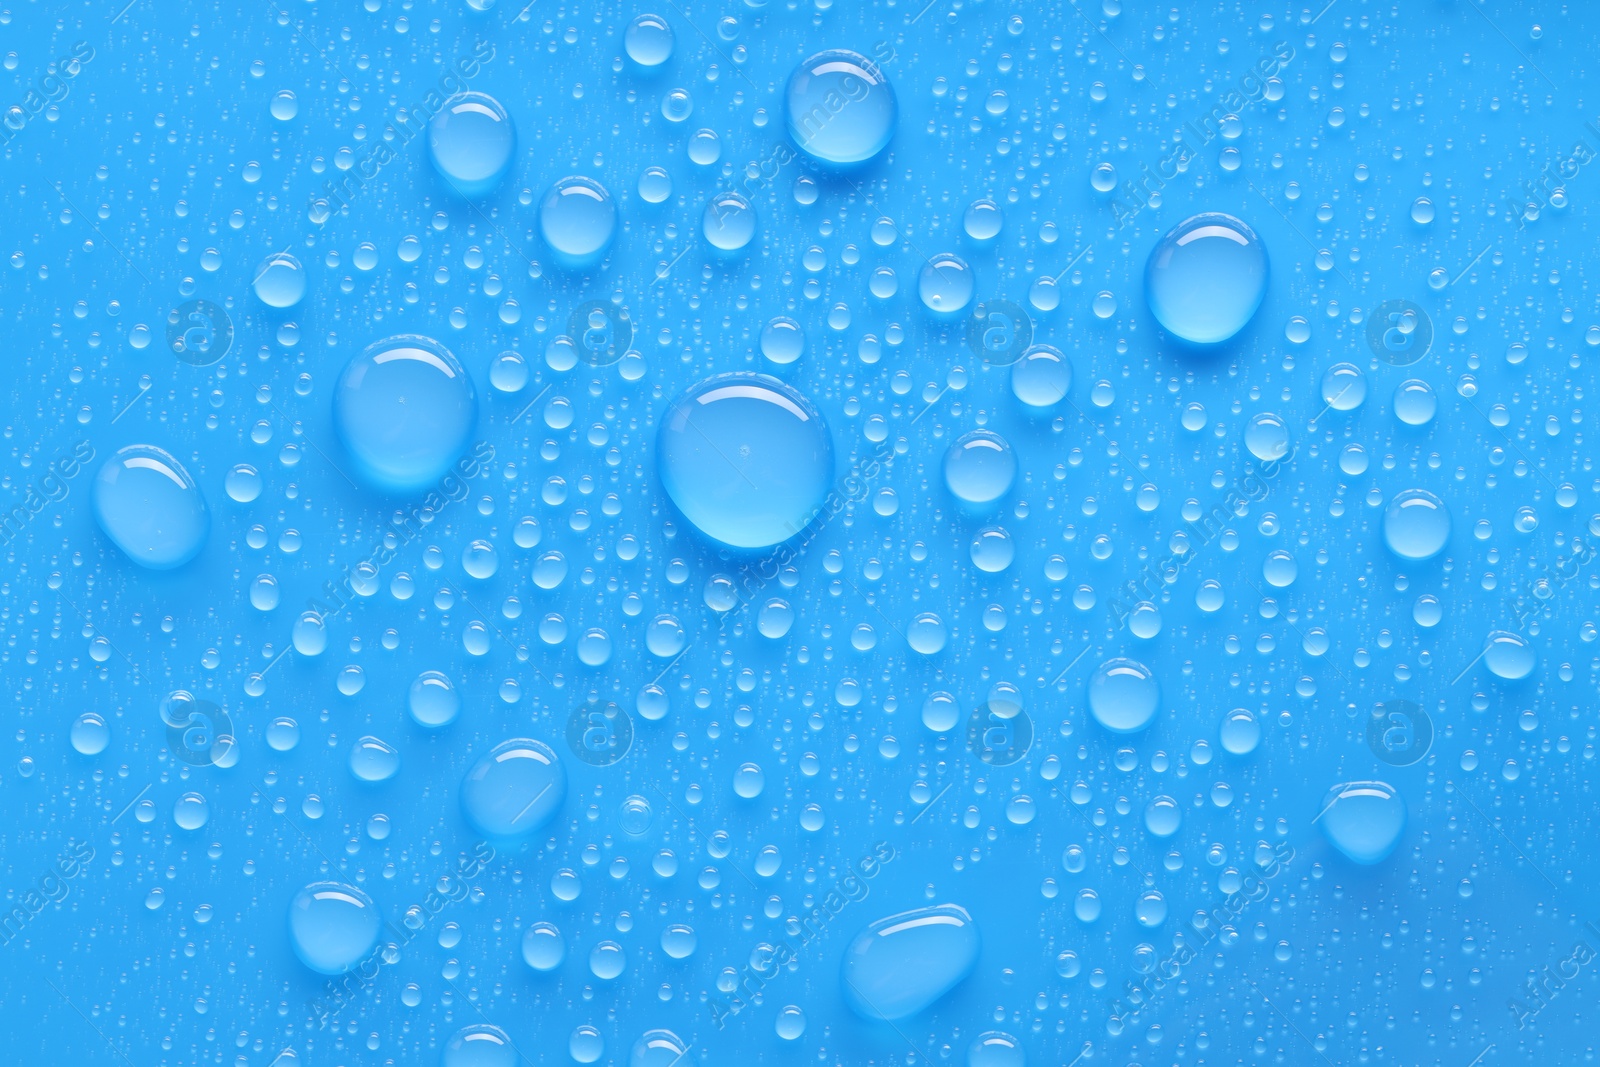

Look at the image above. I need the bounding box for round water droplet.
[286,881,380,975]
[630,1031,698,1067]
[489,351,528,393]
[570,1026,605,1065]
[638,165,672,203]
[963,198,1003,241]
[841,903,980,1020]
[462,540,499,579]
[428,92,515,197]
[919,253,975,315]
[702,191,756,252]
[1262,549,1297,587]
[784,49,897,165]
[624,13,674,67]
[1243,412,1290,461]
[409,671,460,729]
[460,738,567,839]
[1411,197,1435,224]
[660,924,698,958]
[71,712,110,755]
[1087,657,1160,734]
[760,317,805,364]
[225,464,262,503]
[968,1032,1024,1067]
[1219,709,1261,755]
[777,1006,808,1041]
[1483,630,1535,680]
[442,1024,517,1067]
[539,176,617,264]
[1143,795,1181,837]
[521,921,565,972]
[687,128,721,165]
[907,613,948,655]
[657,374,834,549]
[1319,362,1366,411]
[1135,889,1168,927]
[253,252,306,308]
[173,791,209,830]
[1383,488,1450,561]
[291,611,327,656]
[269,90,298,120]
[1145,213,1268,344]
[349,736,400,782]
[645,614,686,658]
[969,526,1014,572]
[943,429,1016,504]
[1320,781,1406,864]
[733,763,765,798]
[1010,345,1071,408]
[333,335,477,493]
[1393,379,1437,426]
[92,445,210,569]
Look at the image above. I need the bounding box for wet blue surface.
[1,2,1599,1066]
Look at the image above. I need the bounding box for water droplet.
[624,13,674,67]
[442,1024,517,1067]
[784,49,897,165]
[969,526,1014,572]
[269,89,298,121]
[460,738,567,839]
[349,736,400,782]
[657,374,834,549]
[1319,781,1406,864]
[71,712,110,755]
[1319,362,1366,411]
[225,463,262,503]
[521,921,565,971]
[92,445,210,569]
[286,881,380,975]
[638,165,672,203]
[943,429,1016,504]
[760,317,805,364]
[333,335,478,492]
[702,191,757,252]
[173,791,209,830]
[963,198,1003,241]
[1243,412,1290,461]
[919,253,975,315]
[1010,345,1071,408]
[1144,795,1181,837]
[1145,213,1268,344]
[570,1026,605,1064]
[539,176,617,264]
[840,903,980,1020]
[253,251,306,308]
[1383,488,1450,561]
[428,92,516,197]
[1483,630,1535,680]
[968,1032,1024,1067]
[1411,197,1435,224]
[1219,709,1261,755]
[1393,379,1437,426]
[660,924,698,958]
[630,1030,698,1067]
[907,613,948,655]
[1087,658,1160,733]
[776,1005,808,1041]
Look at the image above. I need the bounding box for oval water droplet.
[253,252,306,308]
[624,14,674,67]
[92,445,210,569]
[943,430,1016,504]
[1010,345,1071,408]
[460,738,567,839]
[333,335,478,493]
[428,92,516,197]
[539,176,617,264]
[442,1024,517,1067]
[840,903,981,1021]
[1483,630,1535,680]
[349,736,400,782]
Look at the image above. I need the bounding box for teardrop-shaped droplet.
[1319,781,1405,865]
[840,903,981,1021]
[286,881,380,975]
[460,738,567,839]
[92,445,210,569]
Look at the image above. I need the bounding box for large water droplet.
[1086,657,1160,733]
[968,1032,1025,1067]
[442,1024,517,1067]
[539,176,616,265]
[969,526,1014,572]
[1483,630,1536,680]
[253,252,306,308]
[657,374,834,549]
[1243,411,1291,461]
[349,736,400,782]
[702,191,756,252]
[784,49,897,165]
[92,445,210,569]
[521,921,565,971]
[1219,708,1261,755]
[629,1030,698,1067]
[460,738,567,839]
[943,429,1016,504]
[286,881,380,975]
[428,92,516,197]
[1144,213,1268,345]
[410,670,460,727]
[71,712,110,755]
[919,253,975,315]
[1319,781,1406,864]
[624,14,674,67]
[1383,488,1450,560]
[1010,344,1071,408]
[1319,362,1366,411]
[332,335,477,493]
[840,903,981,1021]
